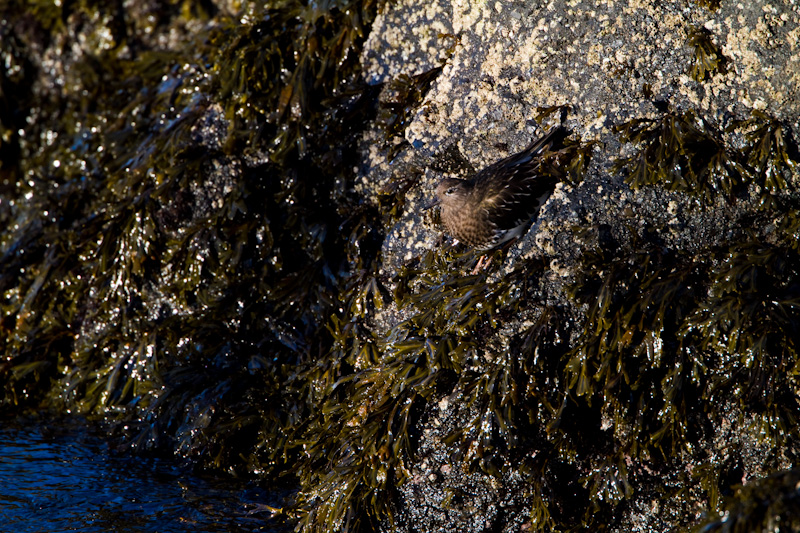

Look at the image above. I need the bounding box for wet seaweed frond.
[377,67,443,161]
[776,206,800,251]
[731,110,799,209]
[614,110,799,207]
[679,241,800,449]
[687,27,727,82]
[581,451,635,510]
[293,244,514,531]
[207,0,378,159]
[1,0,385,492]
[691,0,721,10]
[565,239,707,463]
[564,218,800,512]
[695,469,800,532]
[614,110,743,204]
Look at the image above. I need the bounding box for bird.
[432,126,568,253]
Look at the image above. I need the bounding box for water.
[0,418,291,533]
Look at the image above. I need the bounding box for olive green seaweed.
[292,130,600,531]
[687,27,727,82]
[691,0,721,12]
[377,67,444,161]
[1,0,381,509]
[614,109,796,207]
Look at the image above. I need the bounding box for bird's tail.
[521,125,568,158]
[500,125,569,169]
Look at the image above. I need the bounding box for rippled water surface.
[0,419,289,532]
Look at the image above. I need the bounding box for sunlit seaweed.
[680,240,800,448]
[564,237,708,507]
[207,0,378,159]
[565,111,800,511]
[0,0,382,489]
[732,111,799,209]
[292,128,596,530]
[687,27,727,82]
[614,109,797,207]
[691,0,721,10]
[614,111,741,204]
[294,245,512,532]
[563,229,800,513]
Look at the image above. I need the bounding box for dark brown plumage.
[434,126,567,249]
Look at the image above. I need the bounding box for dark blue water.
[0,419,290,532]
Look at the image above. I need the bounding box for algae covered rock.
[1,0,800,532]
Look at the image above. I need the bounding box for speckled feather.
[435,126,567,249]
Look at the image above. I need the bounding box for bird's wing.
[479,168,561,232]
[475,126,567,230]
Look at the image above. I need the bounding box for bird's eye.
[446,186,458,195]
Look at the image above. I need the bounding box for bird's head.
[434,178,471,210]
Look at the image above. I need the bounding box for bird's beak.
[423,197,440,210]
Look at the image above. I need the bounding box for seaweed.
[696,469,800,532]
[688,27,727,82]
[377,67,444,161]
[293,245,513,532]
[561,229,800,519]
[692,0,721,10]
[732,111,799,209]
[614,110,741,203]
[0,0,382,488]
[207,0,378,160]
[291,126,597,530]
[614,109,797,207]
[565,236,707,463]
[680,240,800,449]
[563,110,800,512]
